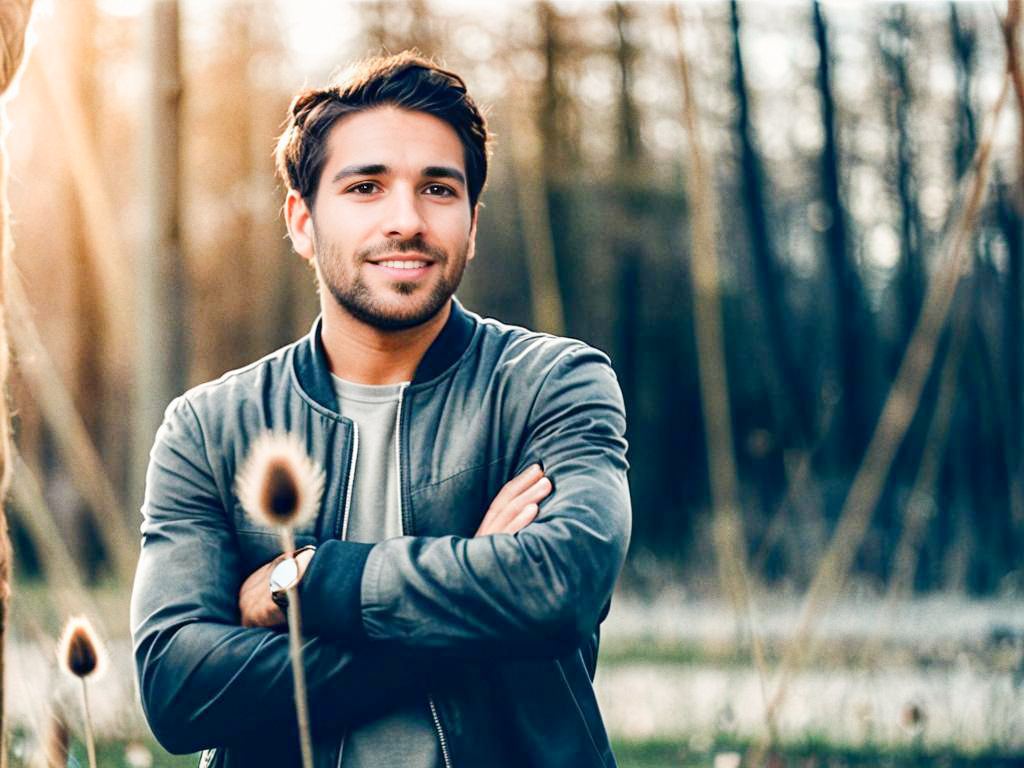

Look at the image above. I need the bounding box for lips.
[374,259,430,270]
[367,254,435,278]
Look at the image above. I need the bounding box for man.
[131,52,631,767]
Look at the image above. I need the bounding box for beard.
[313,231,468,331]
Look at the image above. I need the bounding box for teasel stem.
[236,434,323,767]
[281,529,314,768]
[37,704,70,768]
[57,616,104,768]
[79,678,96,768]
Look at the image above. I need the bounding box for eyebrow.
[332,164,388,184]
[330,164,466,187]
[423,166,466,187]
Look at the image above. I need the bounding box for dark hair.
[275,51,490,209]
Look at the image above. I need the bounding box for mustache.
[357,236,447,264]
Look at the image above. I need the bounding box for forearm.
[300,461,630,657]
[300,349,631,657]
[133,618,420,753]
[132,398,413,752]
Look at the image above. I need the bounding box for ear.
[285,189,315,263]
[466,204,479,263]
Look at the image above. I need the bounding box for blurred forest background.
[2,0,1024,765]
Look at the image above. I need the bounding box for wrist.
[270,545,317,609]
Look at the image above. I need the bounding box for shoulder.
[462,311,623,419]
[471,311,615,381]
[165,336,302,426]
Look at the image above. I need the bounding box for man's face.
[290,106,477,331]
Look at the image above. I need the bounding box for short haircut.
[275,51,490,209]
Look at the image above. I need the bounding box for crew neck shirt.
[331,374,440,768]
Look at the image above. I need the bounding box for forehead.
[321,106,465,179]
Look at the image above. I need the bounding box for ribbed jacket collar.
[293,298,477,411]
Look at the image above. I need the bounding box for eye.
[346,181,380,195]
[423,183,456,197]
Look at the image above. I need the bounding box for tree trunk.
[134,0,186,506]
[813,0,872,469]
[730,0,813,445]
[881,6,924,355]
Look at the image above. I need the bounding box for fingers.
[505,475,552,512]
[476,465,552,537]
[507,503,539,533]
[487,463,543,512]
[238,559,286,628]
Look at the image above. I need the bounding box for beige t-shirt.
[332,375,441,768]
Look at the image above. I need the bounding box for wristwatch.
[270,545,316,609]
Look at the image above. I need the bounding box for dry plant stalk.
[7,274,138,583]
[854,297,970,671]
[503,99,566,337]
[1000,0,1024,533]
[1003,0,1024,206]
[32,707,69,768]
[749,12,1017,763]
[57,616,105,768]
[0,2,37,764]
[236,433,324,768]
[667,1,774,741]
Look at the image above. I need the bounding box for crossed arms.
[130,347,630,753]
[238,463,553,629]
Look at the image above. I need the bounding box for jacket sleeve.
[130,398,415,754]
[300,345,632,656]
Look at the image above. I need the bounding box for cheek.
[439,213,474,244]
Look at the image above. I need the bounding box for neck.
[319,299,451,385]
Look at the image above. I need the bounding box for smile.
[374,260,431,270]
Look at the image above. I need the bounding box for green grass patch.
[612,736,1024,768]
[598,634,984,672]
[8,732,195,768]
[10,734,1024,767]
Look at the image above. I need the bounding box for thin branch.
[9,453,95,615]
[37,41,133,348]
[668,1,774,744]
[751,59,1012,765]
[0,3,37,764]
[504,90,567,336]
[7,273,138,583]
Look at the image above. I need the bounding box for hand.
[475,463,552,537]
[238,548,316,628]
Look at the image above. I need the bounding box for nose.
[382,185,426,240]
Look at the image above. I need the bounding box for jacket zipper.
[338,423,359,540]
[395,385,453,768]
[428,696,453,768]
[335,422,360,768]
[211,427,361,768]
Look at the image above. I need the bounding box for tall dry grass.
[0,2,38,765]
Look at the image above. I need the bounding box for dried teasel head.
[235,432,325,531]
[57,616,106,680]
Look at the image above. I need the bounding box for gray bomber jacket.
[130,300,632,767]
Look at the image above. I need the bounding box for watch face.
[271,557,300,592]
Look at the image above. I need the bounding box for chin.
[342,295,451,331]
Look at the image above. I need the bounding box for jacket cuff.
[298,540,374,643]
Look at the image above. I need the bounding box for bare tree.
[730,0,813,446]
[813,0,874,468]
[133,0,186,505]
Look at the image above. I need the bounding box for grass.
[8,734,1022,768]
[7,733,194,768]
[612,737,1024,767]
[598,633,1019,674]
